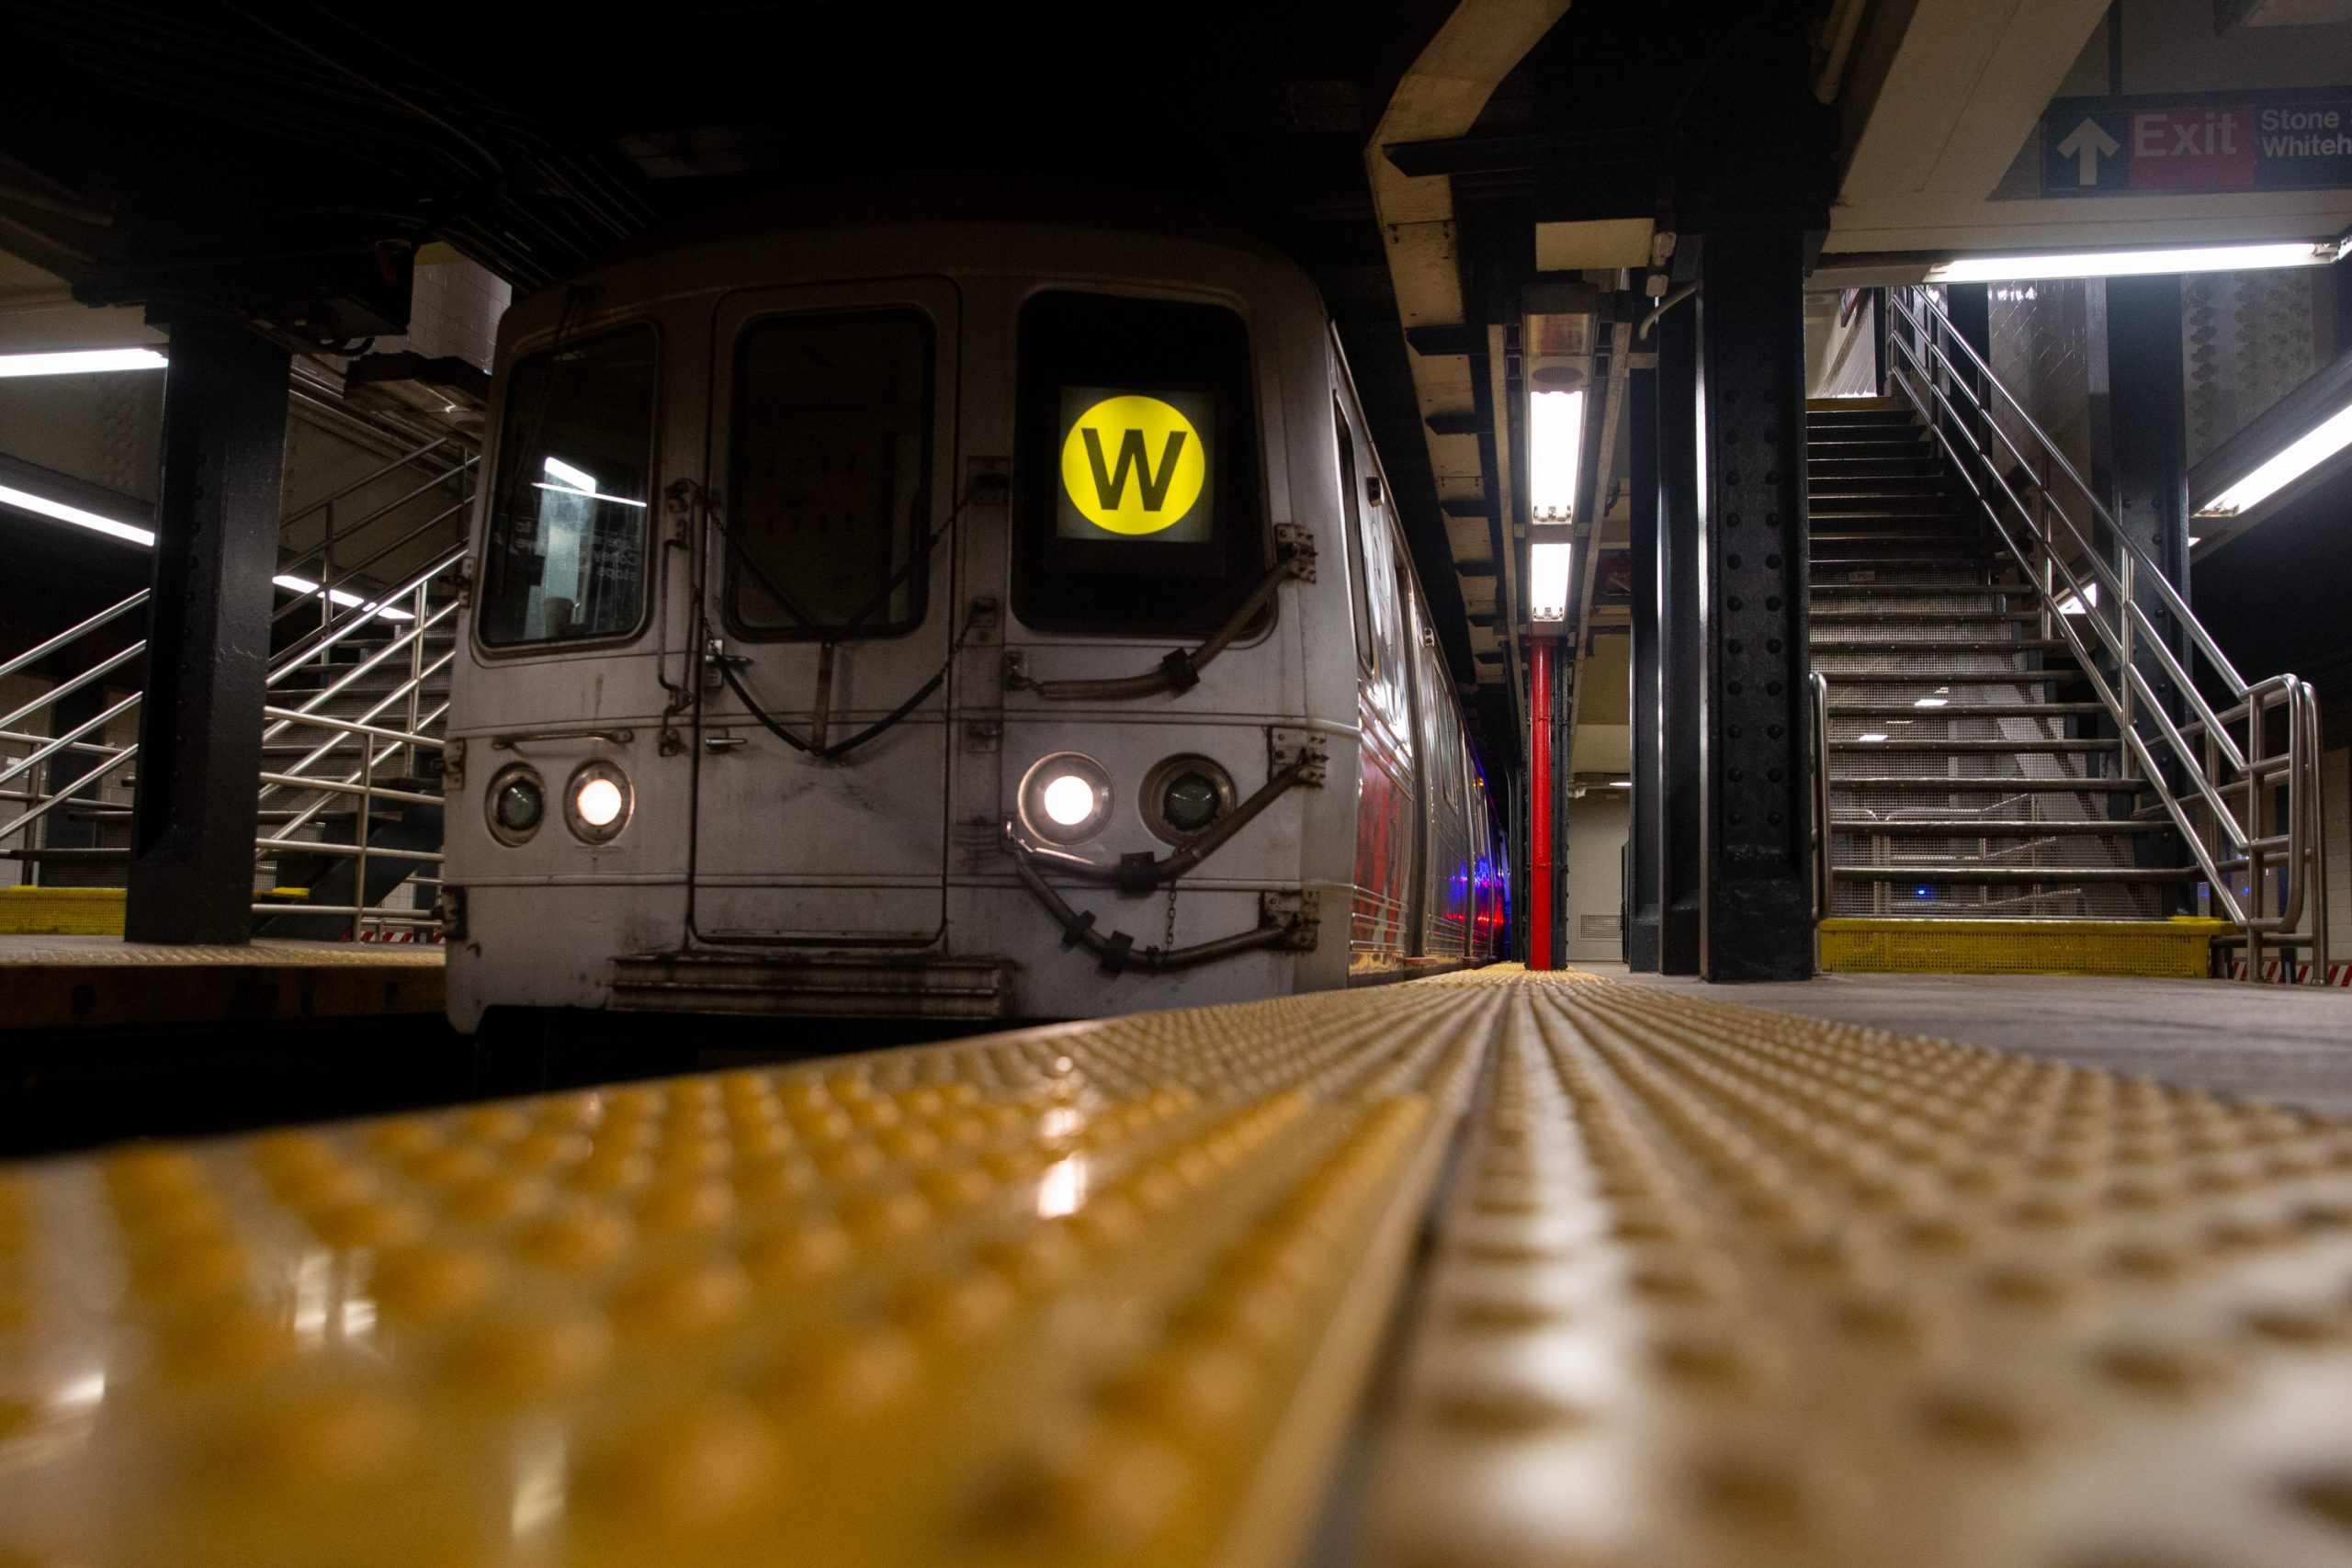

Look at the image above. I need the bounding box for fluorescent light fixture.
[0,347,167,378]
[1926,241,2333,284]
[1913,696,1949,708]
[1528,539,1573,622]
[1607,780,1632,788]
[2053,582,2098,616]
[1528,389,1586,523]
[0,482,154,547]
[0,484,421,628]
[1857,731,1889,743]
[2197,400,2352,518]
[272,573,414,622]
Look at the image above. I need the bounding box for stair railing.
[1809,670,1832,970]
[0,436,473,938]
[1883,284,2328,982]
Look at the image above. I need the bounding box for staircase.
[253,595,458,938]
[1806,400,2195,927]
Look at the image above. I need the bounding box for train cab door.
[686,278,963,943]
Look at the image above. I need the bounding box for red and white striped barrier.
[2225,958,2352,985]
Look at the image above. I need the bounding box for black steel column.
[1695,229,1813,982]
[1626,365,1662,971]
[126,316,290,944]
[2089,273,2192,908]
[1944,281,1992,367]
[1870,288,1889,396]
[1656,288,1704,976]
[2091,276,2191,603]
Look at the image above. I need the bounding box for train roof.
[561,175,1296,286]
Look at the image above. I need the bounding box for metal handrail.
[1886,287,2247,691]
[1883,284,2328,980]
[1809,671,1831,972]
[265,544,468,681]
[1886,297,2251,774]
[0,462,470,938]
[0,589,148,686]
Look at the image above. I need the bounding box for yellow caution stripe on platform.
[2,970,2349,1568]
[1820,916,2235,977]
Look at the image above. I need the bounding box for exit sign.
[2043,91,2352,196]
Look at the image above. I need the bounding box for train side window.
[1012,290,1267,636]
[479,325,658,648]
[1361,530,1411,739]
[726,310,934,638]
[1334,403,1375,676]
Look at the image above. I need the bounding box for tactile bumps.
[0,987,1489,1568]
[1367,981,2352,1568]
[6,973,2352,1568]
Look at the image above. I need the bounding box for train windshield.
[478,325,658,648]
[726,310,934,638]
[1012,291,1266,636]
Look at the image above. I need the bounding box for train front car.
[442,210,1374,1031]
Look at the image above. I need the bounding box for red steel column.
[1528,637,1555,970]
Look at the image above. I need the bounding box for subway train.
[441,193,1507,1031]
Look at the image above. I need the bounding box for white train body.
[442,208,1503,1031]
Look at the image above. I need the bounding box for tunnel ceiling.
[0,0,1846,778]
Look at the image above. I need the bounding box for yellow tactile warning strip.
[3,971,2351,1568]
[1819,916,2233,978]
[1369,975,2352,1568]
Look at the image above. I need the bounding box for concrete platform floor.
[1591,964,2352,1114]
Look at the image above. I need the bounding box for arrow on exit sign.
[2057,117,2120,185]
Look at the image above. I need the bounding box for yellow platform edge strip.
[1820,916,2234,978]
[5,966,2351,1568]
[0,886,127,937]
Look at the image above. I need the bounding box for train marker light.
[1141,754,1237,845]
[577,779,624,827]
[563,761,633,844]
[487,764,547,845]
[1042,775,1095,827]
[1017,752,1112,845]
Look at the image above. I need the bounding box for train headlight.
[564,761,633,844]
[1141,754,1236,845]
[486,764,546,845]
[1018,752,1111,844]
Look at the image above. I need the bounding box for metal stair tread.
[1831,863,2197,883]
[1831,818,2161,834]
[1829,775,2133,790]
[1829,737,2120,751]
[1828,701,2104,716]
[1811,637,2074,651]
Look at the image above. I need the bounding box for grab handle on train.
[1008,526,1316,702]
[1004,844,1315,975]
